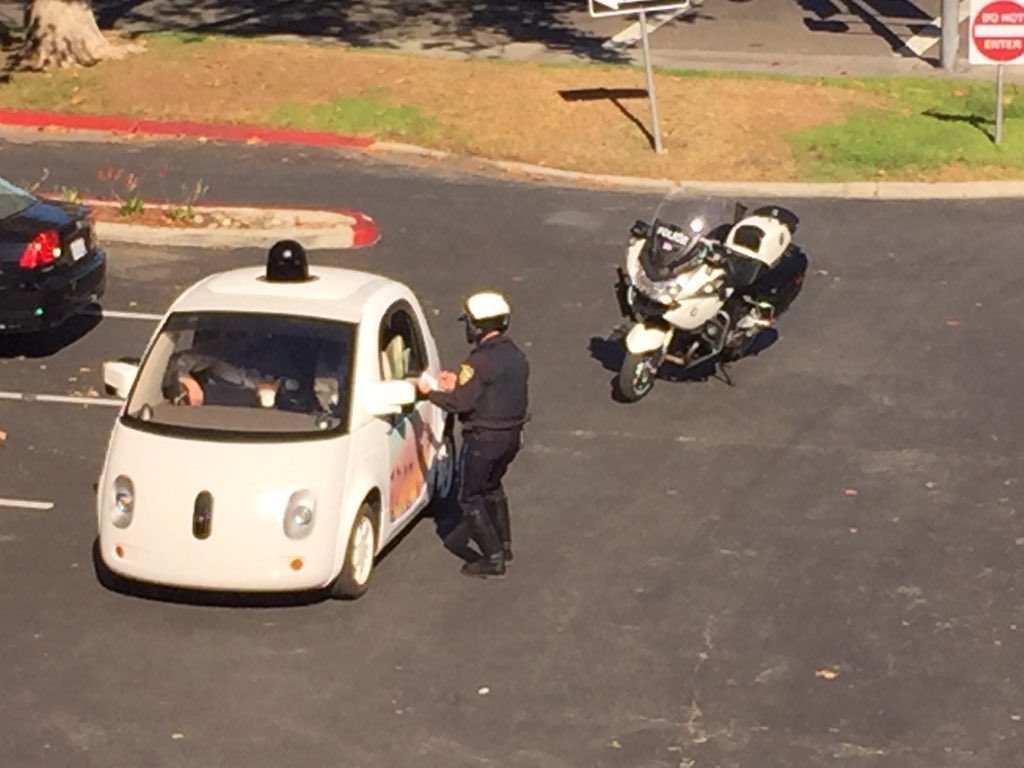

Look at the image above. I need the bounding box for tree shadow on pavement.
[90,0,633,64]
[795,0,933,59]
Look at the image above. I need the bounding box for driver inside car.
[166,331,310,409]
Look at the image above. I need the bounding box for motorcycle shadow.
[587,328,779,399]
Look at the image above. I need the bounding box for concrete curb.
[80,200,380,249]
[4,109,1024,200]
[473,159,1024,199]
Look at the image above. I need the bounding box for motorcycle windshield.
[640,221,706,281]
[636,195,735,282]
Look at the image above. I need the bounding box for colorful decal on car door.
[387,407,434,522]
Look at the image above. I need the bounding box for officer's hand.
[438,371,457,392]
[416,376,433,395]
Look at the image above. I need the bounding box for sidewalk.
[4,0,1020,82]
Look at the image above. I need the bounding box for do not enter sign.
[970,0,1024,64]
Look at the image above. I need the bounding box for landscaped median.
[67,197,380,249]
[0,32,1022,183]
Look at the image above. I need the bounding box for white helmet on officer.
[459,290,511,344]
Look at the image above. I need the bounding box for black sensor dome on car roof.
[266,240,310,282]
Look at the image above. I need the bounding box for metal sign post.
[941,0,960,70]
[996,63,1005,143]
[968,0,1024,145]
[638,10,664,153]
[589,0,694,153]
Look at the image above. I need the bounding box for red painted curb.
[0,108,375,149]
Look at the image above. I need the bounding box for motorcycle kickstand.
[715,360,736,387]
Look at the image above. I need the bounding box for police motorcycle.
[612,200,808,402]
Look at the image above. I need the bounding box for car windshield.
[0,177,35,220]
[125,311,357,439]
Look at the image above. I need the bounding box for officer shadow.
[587,328,780,400]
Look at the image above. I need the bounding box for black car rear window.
[0,178,34,220]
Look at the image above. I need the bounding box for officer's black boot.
[486,493,513,562]
[461,509,506,578]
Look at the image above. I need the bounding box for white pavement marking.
[0,498,55,511]
[0,391,122,407]
[604,5,694,49]
[899,0,971,58]
[84,308,162,321]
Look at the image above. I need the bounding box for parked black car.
[0,176,106,334]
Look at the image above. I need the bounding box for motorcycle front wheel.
[617,350,661,402]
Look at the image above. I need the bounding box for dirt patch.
[85,201,339,230]
[4,37,882,182]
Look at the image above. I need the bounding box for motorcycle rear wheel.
[617,350,661,402]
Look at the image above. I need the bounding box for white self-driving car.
[97,244,454,599]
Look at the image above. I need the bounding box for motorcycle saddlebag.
[747,247,808,315]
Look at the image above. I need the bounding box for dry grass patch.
[1,37,880,181]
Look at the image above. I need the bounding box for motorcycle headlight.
[283,491,316,539]
[654,282,681,303]
[111,475,135,529]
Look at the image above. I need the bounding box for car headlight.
[283,491,316,539]
[111,475,135,529]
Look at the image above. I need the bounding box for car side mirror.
[365,379,417,418]
[103,360,139,399]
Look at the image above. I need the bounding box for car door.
[377,301,436,535]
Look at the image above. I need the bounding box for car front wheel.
[330,503,377,600]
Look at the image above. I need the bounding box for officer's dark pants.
[458,428,520,561]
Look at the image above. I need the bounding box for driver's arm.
[172,352,260,388]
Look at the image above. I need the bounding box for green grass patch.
[788,76,1024,180]
[0,69,96,111]
[269,90,438,140]
[140,30,220,47]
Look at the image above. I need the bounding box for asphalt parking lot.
[1,141,1022,767]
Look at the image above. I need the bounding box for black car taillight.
[19,229,60,269]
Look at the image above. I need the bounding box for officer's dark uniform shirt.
[427,335,529,433]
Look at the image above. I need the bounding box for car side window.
[378,304,427,381]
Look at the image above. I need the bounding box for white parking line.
[898,0,971,58]
[603,5,695,49]
[0,498,55,511]
[85,308,162,321]
[0,391,122,407]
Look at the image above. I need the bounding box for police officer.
[417,291,529,578]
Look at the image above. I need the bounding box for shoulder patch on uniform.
[458,363,475,386]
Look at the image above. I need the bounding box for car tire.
[330,503,378,600]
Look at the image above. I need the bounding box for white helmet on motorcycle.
[459,291,511,343]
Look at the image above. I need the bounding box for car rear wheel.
[330,503,377,600]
